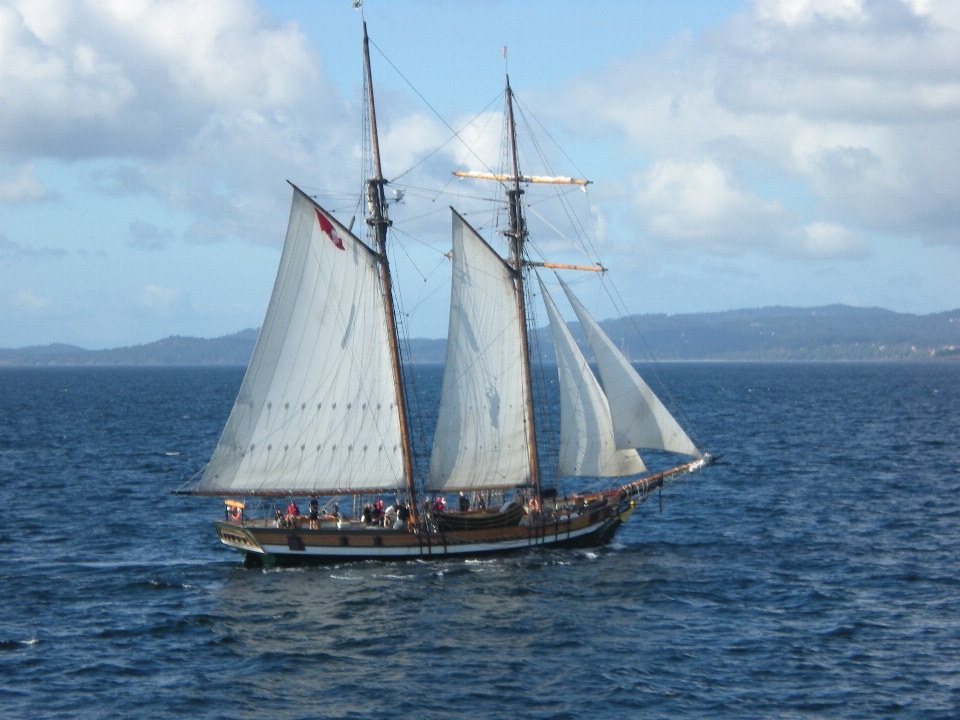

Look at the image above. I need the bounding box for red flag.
[316,209,345,250]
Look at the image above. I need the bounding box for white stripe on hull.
[225,518,611,559]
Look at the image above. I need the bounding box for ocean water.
[1,363,959,719]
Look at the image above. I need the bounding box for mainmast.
[449,69,593,496]
[363,23,419,520]
[504,75,542,495]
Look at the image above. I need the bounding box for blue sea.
[1,363,959,719]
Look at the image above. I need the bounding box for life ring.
[230,506,242,521]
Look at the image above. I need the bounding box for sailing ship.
[182,24,714,566]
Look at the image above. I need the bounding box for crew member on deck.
[287,500,300,520]
[383,503,397,528]
[397,502,411,530]
[458,491,470,512]
[309,497,319,529]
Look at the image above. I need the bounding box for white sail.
[540,278,645,477]
[198,186,406,494]
[427,210,532,491]
[559,278,701,458]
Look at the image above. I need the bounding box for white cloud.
[448,111,507,175]
[13,288,56,313]
[379,109,506,190]
[0,0,324,159]
[636,160,787,254]
[0,0,356,246]
[753,0,865,26]
[548,0,960,255]
[378,111,445,179]
[0,163,48,203]
[138,284,187,313]
[794,221,869,258]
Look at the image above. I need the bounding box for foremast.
[363,23,419,522]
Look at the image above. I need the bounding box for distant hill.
[0,329,259,367]
[536,304,960,363]
[1,305,958,367]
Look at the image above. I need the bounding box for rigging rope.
[528,270,561,492]
[514,102,601,262]
[524,204,598,266]
[598,274,707,453]
[359,36,708,465]
[391,93,502,183]
[386,229,430,488]
[369,38,504,183]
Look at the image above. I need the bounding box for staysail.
[427,210,532,491]
[539,278,645,477]
[198,186,407,494]
[559,278,701,458]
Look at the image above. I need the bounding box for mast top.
[456,75,589,188]
[362,22,385,183]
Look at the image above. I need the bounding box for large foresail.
[197,186,407,494]
[427,211,532,491]
[559,278,701,458]
[539,278,645,477]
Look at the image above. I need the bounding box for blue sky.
[1,0,958,349]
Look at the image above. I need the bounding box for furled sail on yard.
[539,278,645,477]
[198,186,407,494]
[558,278,701,458]
[427,210,532,491]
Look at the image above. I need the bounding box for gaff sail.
[427,210,533,491]
[198,186,407,495]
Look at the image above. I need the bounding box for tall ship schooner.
[181,24,714,566]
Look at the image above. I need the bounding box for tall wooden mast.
[504,75,542,495]
[363,23,418,520]
[449,70,590,497]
